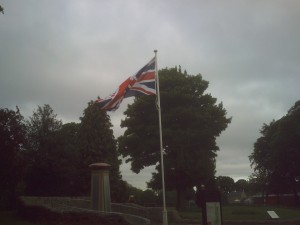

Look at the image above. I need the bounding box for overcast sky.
[1,0,300,190]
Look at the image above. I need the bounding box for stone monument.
[89,162,111,212]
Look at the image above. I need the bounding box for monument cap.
[89,162,111,170]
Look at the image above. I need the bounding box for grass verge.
[0,211,35,225]
[179,205,300,221]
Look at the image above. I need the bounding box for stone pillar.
[89,162,111,212]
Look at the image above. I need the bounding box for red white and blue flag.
[95,57,156,111]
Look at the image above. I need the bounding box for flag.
[95,57,156,111]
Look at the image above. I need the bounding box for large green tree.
[0,107,25,208]
[216,176,235,193]
[77,101,125,201]
[248,171,269,196]
[26,104,62,153]
[118,67,231,209]
[234,179,249,192]
[51,122,81,196]
[250,100,300,205]
[216,176,235,203]
[25,104,63,195]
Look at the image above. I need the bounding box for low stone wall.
[20,196,180,224]
[20,196,90,210]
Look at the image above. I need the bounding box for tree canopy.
[249,100,300,204]
[216,176,235,194]
[77,101,124,201]
[24,104,64,195]
[15,103,126,200]
[118,66,231,208]
[0,107,25,208]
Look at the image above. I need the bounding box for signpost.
[195,184,223,225]
[206,202,222,225]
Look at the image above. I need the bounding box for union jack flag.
[95,57,156,111]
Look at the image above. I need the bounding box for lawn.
[2,206,300,224]
[0,211,35,225]
[179,205,300,221]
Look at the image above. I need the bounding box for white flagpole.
[154,50,168,225]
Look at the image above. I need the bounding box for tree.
[216,176,235,203]
[248,171,269,196]
[0,107,25,208]
[50,122,81,195]
[216,176,235,193]
[118,67,231,209]
[250,101,300,205]
[77,101,124,201]
[234,179,248,192]
[0,5,4,14]
[26,104,62,152]
[25,104,63,195]
[234,179,249,202]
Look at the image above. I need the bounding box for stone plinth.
[89,163,111,212]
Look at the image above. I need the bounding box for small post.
[89,162,111,212]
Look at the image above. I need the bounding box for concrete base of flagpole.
[163,210,168,225]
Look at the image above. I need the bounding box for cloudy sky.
[1,0,300,190]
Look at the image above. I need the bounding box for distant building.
[252,193,298,206]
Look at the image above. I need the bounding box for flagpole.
[154,50,168,225]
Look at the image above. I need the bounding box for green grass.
[178,207,202,220]
[179,205,300,221]
[0,211,35,225]
[2,206,300,224]
[224,205,300,220]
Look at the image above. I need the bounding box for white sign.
[267,211,280,219]
[206,202,222,225]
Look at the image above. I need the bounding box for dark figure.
[195,185,207,225]
[195,184,223,225]
[128,195,135,203]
